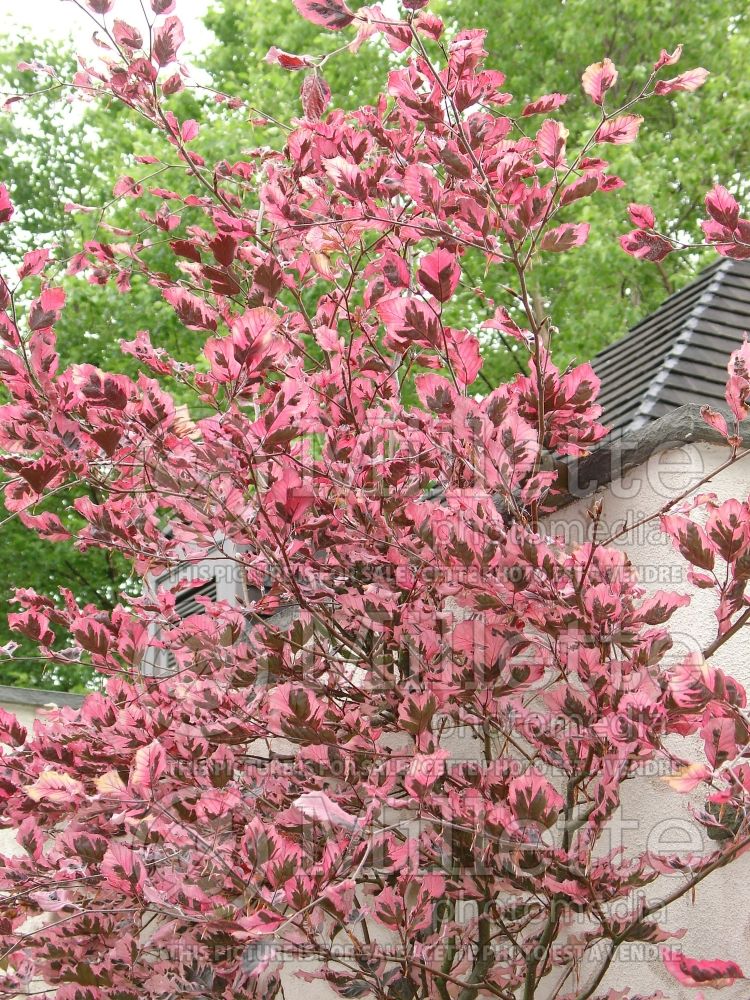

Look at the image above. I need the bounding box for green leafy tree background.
[0,0,747,688]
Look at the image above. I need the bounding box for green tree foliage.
[0,36,202,688]
[430,0,750,380]
[203,0,750,380]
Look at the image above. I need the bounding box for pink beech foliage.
[0,2,749,999]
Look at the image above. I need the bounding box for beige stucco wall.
[547,440,750,999]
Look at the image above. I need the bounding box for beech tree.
[1,2,750,998]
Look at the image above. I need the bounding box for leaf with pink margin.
[0,182,14,223]
[101,843,147,895]
[522,92,567,116]
[25,770,84,804]
[662,948,745,988]
[153,16,185,66]
[662,763,711,793]
[581,58,618,105]
[417,247,461,302]
[594,115,643,144]
[627,203,656,229]
[654,44,683,71]
[265,47,315,71]
[705,184,740,230]
[541,222,590,252]
[619,230,672,261]
[292,0,354,30]
[536,119,568,168]
[293,791,360,829]
[655,68,709,95]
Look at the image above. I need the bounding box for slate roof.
[592,258,750,434]
[0,684,85,708]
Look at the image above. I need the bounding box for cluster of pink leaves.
[0,1,749,998]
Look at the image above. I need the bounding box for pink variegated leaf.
[654,44,683,71]
[95,770,127,796]
[404,750,449,799]
[662,515,715,572]
[536,119,568,168]
[725,340,750,421]
[638,590,691,625]
[162,287,218,331]
[599,173,625,192]
[130,740,167,794]
[581,58,618,105]
[663,763,711,793]
[654,68,709,95]
[373,887,405,929]
[293,791,360,829]
[662,948,745,989]
[180,119,199,143]
[415,374,456,414]
[150,0,176,12]
[349,8,380,52]
[162,72,184,95]
[446,328,482,386]
[292,0,355,30]
[28,287,65,330]
[594,114,643,144]
[9,610,55,646]
[398,691,439,737]
[0,182,14,223]
[265,47,315,71]
[508,770,564,829]
[113,175,143,198]
[414,11,443,41]
[71,616,110,656]
[701,405,729,439]
[560,173,599,207]
[540,222,590,252]
[300,72,331,120]
[483,306,529,342]
[619,229,673,262]
[417,247,461,302]
[377,296,441,351]
[403,162,441,209]
[25,770,85,805]
[701,715,737,768]
[0,706,27,747]
[113,20,143,50]
[321,878,356,922]
[705,498,749,562]
[153,16,185,66]
[705,185,740,230]
[323,155,367,200]
[627,203,656,230]
[101,843,147,895]
[521,92,567,116]
[237,910,286,939]
[18,248,50,279]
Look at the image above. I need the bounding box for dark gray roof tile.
[592,259,750,433]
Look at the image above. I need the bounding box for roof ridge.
[626,258,736,430]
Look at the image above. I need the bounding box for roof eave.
[551,403,749,510]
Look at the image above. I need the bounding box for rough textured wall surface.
[552,440,750,999]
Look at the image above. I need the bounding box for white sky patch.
[0,0,213,61]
